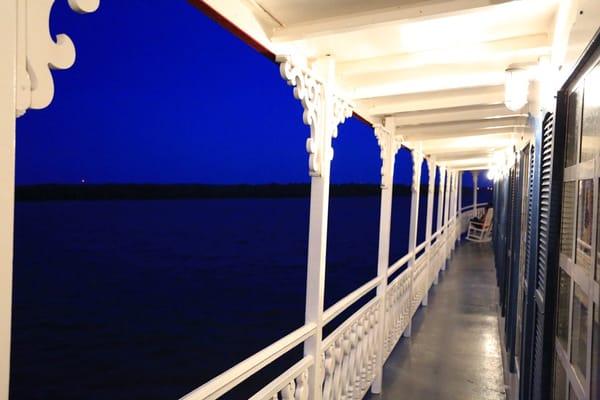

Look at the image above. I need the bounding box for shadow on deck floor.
[366,241,506,400]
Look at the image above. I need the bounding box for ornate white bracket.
[438,166,446,186]
[374,124,403,189]
[16,0,99,117]
[411,149,424,193]
[277,55,353,177]
[426,158,436,194]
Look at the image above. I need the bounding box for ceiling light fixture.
[504,67,529,111]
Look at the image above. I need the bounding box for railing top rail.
[576,238,592,250]
[460,202,488,212]
[323,276,380,326]
[182,215,463,400]
[415,240,427,254]
[322,295,380,349]
[180,323,316,400]
[248,356,313,400]
[388,252,412,277]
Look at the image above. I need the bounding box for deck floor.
[366,241,506,400]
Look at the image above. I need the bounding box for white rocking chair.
[466,208,493,242]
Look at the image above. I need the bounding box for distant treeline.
[15,184,490,201]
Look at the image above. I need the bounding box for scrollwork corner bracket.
[16,0,100,117]
[278,54,353,178]
[411,149,424,193]
[374,124,401,189]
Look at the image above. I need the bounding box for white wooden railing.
[459,203,489,235]
[576,238,593,269]
[181,207,482,400]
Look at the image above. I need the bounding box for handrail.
[322,296,380,349]
[388,252,412,277]
[322,276,381,326]
[182,215,465,400]
[324,219,450,329]
[415,240,427,254]
[460,202,488,212]
[248,356,313,400]
[180,323,317,400]
[576,238,592,251]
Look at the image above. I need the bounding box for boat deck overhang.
[3,1,600,399]
[190,0,600,172]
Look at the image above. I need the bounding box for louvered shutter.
[530,109,565,400]
[519,143,537,399]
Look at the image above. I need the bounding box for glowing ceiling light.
[504,67,529,111]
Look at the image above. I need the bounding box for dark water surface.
[11,197,417,399]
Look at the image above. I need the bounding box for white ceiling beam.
[337,34,550,76]
[398,116,528,140]
[455,164,490,171]
[346,66,508,99]
[358,85,505,115]
[550,0,579,68]
[392,103,524,126]
[442,157,492,167]
[409,132,518,156]
[431,149,495,161]
[403,126,523,141]
[270,0,512,42]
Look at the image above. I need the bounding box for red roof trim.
[187,1,372,127]
[188,0,276,62]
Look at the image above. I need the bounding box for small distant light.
[81,179,86,184]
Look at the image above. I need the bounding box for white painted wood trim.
[322,276,381,326]
[0,2,16,398]
[372,120,397,394]
[248,356,313,400]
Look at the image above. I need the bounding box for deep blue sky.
[15,0,486,188]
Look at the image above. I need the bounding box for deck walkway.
[367,241,506,400]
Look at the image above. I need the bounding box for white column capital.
[426,157,436,175]
[426,158,436,194]
[374,124,402,189]
[411,149,424,193]
[15,0,100,117]
[438,165,447,181]
[278,55,353,178]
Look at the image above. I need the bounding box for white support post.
[304,171,329,400]
[0,3,99,399]
[448,171,454,254]
[371,119,400,394]
[449,171,455,254]
[472,171,479,218]
[423,158,436,307]
[0,2,17,398]
[279,55,352,400]
[454,171,459,244]
[457,171,463,240]
[444,170,451,227]
[443,169,452,268]
[405,147,424,338]
[453,171,459,248]
[435,167,446,282]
